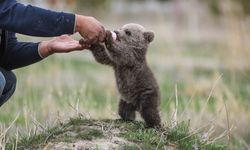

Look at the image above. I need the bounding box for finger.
[76,42,90,50]
[67,45,85,52]
[75,40,90,50]
[98,26,106,42]
[81,44,91,49]
[79,38,88,45]
[60,34,70,39]
[104,30,112,42]
[99,34,105,43]
[66,41,87,51]
[73,44,90,51]
[85,36,98,45]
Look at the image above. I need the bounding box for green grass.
[0,29,249,149]
[5,118,228,150]
[119,120,227,150]
[5,118,104,150]
[0,55,249,149]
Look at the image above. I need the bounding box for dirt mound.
[44,137,132,150]
[5,118,227,150]
[41,119,135,150]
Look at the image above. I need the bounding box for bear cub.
[86,23,161,127]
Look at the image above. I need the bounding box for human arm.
[0,0,105,42]
[0,32,42,70]
[0,0,75,36]
[38,35,89,58]
[1,32,88,70]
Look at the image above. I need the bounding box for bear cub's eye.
[125,30,131,36]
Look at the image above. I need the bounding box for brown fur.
[85,24,161,127]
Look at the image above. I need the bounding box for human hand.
[75,15,106,44]
[38,35,89,58]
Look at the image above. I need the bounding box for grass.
[119,120,227,150]
[1,1,250,149]
[0,52,249,149]
[4,118,104,150]
[4,117,228,150]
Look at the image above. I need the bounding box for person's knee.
[8,71,17,86]
[2,70,17,95]
[0,72,6,95]
[7,71,17,92]
[0,69,17,107]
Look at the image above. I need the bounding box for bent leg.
[0,67,17,107]
[118,99,136,121]
[0,72,6,96]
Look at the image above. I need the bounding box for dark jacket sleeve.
[0,0,75,37]
[1,32,42,70]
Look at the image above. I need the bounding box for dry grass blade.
[68,100,90,119]
[156,131,168,150]
[176,118,218,143]
[199,74,223,122]
[0,114,19,150]
[180,89,197,120]
[31,118,46,131]
[171,84,179,128]
[15,128,19,150]
[206,125,234,145]
[201,125,215,143]
[0,113,19,138]
[223,99,232,149]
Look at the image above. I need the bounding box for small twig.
[31,118,45,131]
[156,131,168,150]
[68,101,90,119]
[223,99,231,148]
[15,128,19,150]
[44,133,54,144]
[134,143,142,150]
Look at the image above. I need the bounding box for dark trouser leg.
[0,72,6,96]
[118,99,136,121]
[0,67,16,107]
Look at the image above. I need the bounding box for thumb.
[79,38,88,45]
[76,43,90,51]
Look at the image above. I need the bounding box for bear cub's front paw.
[89,44,103,51]
[105,30,114,48]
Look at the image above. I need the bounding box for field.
[1,1,250,149]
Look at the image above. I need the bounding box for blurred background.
[1,0,250,149]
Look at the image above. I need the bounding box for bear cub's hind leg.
[139,99,161,128]
[119,99,136,121]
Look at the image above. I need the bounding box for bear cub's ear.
[144,31,155,43]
